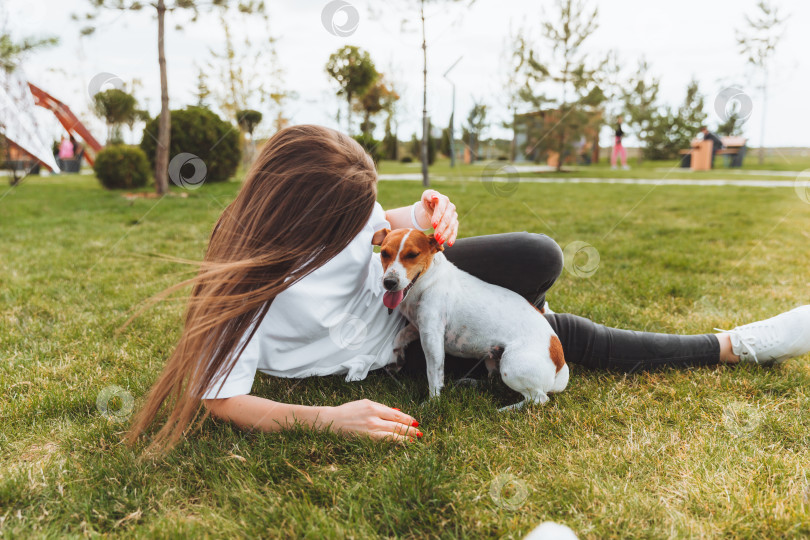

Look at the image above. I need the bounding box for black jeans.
[404,232,719,375]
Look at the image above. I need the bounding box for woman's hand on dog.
[321,399,422,442]
[420,190,458,247]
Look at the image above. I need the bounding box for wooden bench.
[679,136,747,169]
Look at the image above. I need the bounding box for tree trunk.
[346,93,353,135]
[155,0,170,195]
[758,69,767,166]
[509,107,516,162]
[420,0,429,187]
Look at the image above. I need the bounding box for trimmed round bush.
[93,145,151,189]
[140,106,240,184]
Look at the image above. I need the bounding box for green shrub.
[140,106,240,183]
[352,133,382,164]
[400,156,413,163]
[93,145,151,189]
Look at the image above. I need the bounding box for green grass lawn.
[2,172,810,538]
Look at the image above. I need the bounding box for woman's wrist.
[310,405,336,431]
[411,201,431,231]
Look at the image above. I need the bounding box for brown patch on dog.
[530,301,565,373]
[549,335,565,373]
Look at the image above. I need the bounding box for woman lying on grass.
[126,125,810,452]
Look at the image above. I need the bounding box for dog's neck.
[400,251,450,309]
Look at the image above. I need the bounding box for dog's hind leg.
[387,322,420,370]
[498,390,548,412]
[549,363,569,394]
[498,348,554,411]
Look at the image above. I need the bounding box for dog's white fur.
[375,228,569,410]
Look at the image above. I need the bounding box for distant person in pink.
[610,116,628,170]
[58,136,74,159]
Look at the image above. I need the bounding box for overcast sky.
[7,0,810,148]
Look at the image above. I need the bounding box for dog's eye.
[381,250,392,259]
[403,252,419,259]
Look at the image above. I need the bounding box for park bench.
[59,148,85,173]
[679,136,747,170]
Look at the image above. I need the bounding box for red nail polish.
[416,431,423,438]
[448,241,454,247]
[412,421,419,428]
[392,408,400,411]
[432,222,438,228]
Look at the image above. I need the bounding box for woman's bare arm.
[203,395,421,441]
[383,189,459,246]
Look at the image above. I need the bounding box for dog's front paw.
[387,347,407,369]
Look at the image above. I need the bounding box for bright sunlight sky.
[7,0,810,148]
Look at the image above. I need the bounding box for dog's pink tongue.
[383,290,404,310]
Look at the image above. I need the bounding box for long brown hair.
[125,124,378,453]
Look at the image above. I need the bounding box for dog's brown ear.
[371,228,390,246]
[428,234,444,252]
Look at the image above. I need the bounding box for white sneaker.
[622,165,631,171]
[716,305,810,365]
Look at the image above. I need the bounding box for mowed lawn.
[1,171,810,538]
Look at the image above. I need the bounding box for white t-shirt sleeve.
[200,201,388,399]
[200,326,261,399]
[369,201,390,232]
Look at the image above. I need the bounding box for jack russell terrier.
[372,228,569,410]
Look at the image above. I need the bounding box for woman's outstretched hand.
[420,189,458,247]
[320,399,422,442]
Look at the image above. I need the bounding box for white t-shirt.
[201,202,406,399]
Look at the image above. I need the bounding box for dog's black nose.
[383,277,398,291]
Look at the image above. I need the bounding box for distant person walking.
[610,116,628,170]
[700,126,723,169]
[57,135,74,172]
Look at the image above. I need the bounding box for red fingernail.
[416,431,423,438]
[392,408,400,411]
[412,421,419,428]
[432,196,438,201]
[432,222,438,228]
[448,241,454,247]
[436,235,442,243]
